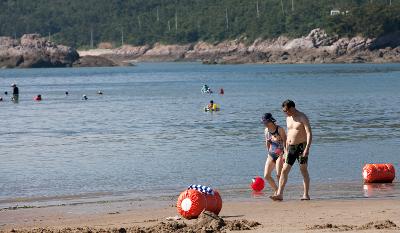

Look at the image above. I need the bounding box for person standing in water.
[11,83,19,103]
[262,113,286,195]
[207,100,214,109]
[271,100,312,201]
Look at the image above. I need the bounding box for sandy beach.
[1,197,399,233]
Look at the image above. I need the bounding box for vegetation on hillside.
[0,0,399,48]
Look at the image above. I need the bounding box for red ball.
[251,176,265,192]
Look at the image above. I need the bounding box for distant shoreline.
[78,29,400,66]
[1,29,399,68]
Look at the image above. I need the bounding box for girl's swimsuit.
[265,126,284,161]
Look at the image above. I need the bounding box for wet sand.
[1,198,399,232]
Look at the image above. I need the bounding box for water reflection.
[363,183,396,198]
[251,191,265,198]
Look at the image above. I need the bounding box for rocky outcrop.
[77,28,400,65]
[2,29,399,68]
[139,43,192,61]
[185,40,247,60]
[113,44,150,57]
[208,28,399,64]
[0,34,79,68]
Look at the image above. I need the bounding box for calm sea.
[0,63,399,208]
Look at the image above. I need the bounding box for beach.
[1,198,400,232]
[1,63,399,232]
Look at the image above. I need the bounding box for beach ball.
[177,189,206,219]
[251,176,265,192]
[205,190,223,215]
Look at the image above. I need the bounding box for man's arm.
[302,115,312,157]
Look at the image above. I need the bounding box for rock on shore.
[0,34,79,68]
[81,28,400,64]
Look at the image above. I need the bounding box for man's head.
[282,99,296,116]
[210,100,214,104]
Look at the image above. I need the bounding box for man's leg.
[300,163,310,200]
[271,163,292,201]
[264,156,278,193]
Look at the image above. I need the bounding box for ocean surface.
[0,63,399,208]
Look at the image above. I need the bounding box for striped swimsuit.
[265,126,284,161]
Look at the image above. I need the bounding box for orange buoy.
[363,164,395,183]
[177,189,206,219]
[205,190,223,215]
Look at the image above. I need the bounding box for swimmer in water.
[82,95,88,100]
[34,94,42,101]
[11,83,19,103]
[207,100,214,110]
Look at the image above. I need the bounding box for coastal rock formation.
[185,40,247,61]
[139,43,192,61]
[113,44,150,57]
[77,28,400,65]
[0,34,79,68]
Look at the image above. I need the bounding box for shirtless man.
[271,100,312,201]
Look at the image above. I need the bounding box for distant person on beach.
[11,83,19,102]
[219,88,224,95]
[65,91,69,96]
[271,100,312,201]
[0,97,3,101]
[262,113,286,195]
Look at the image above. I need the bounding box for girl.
[262,113,287,195]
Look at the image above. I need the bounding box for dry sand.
[1,198,399,233]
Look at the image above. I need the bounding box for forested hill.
[0,0,399,48]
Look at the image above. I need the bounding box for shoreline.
[1,181,398,211]
[77,29,400,66]
[1,29,399,68]
[1,197,399,232]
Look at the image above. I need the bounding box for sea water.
[0,63,399,207]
